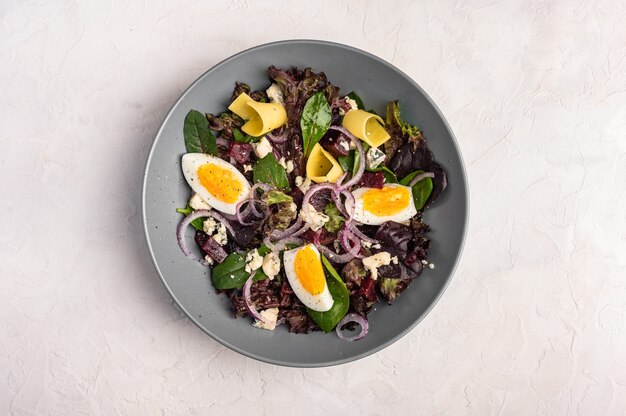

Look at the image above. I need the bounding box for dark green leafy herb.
[262,190,293,205]
[323,203,345,233]
[338,151,355,173]
[176,205,204,230]
[184,110,218,155]
[211,249,268,290]
[385,101,422,142]
[367,166,398,183]
[233,129,262,143]
[400,170,433,210]
[301,91,332,156]
[353,142,370,176]
[253,153,290,191]
[306,256,350,332]
[346,91,365,109]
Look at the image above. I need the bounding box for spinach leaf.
[233,128,261,143]
[400,170,433,210]
[323,203,345,233]
[338,151,355,173]
[176,205,204,230]
[184,110,218,155]
[253,153,290,191]
[346,91,365,109]
[367,166,398,183]
[306,256,350,332]
[301,91,332,156]
[211,249,268,290]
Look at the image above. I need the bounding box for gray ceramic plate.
[142,40,468,367]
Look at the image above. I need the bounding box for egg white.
[283,245,334,312]
[181,153,250,215]
[347,183,417,225]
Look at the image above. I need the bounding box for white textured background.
[1,0,625,414]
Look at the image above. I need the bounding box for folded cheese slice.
[342,109,390,148]
[228,92,287,137]
[306,143,344,184]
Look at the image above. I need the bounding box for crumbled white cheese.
[372,243,381,249]
[189,193,211,210]
[421,259,429,265]
[262,252,281,280]
[204,255,214,266]
[212,223,227,246]
[266,84,284,105]
[253,307,279,331]
[338,96,359,116]
[295,175,312,193]
[362,240,372,249]
[202,217,218,235]
[333,240,341,253]
[277,157,294,173]
[300,203,329,232]
[243,164,253,172]
[245,249,263,273]
[391,256,399,265]
[254,137,273,159]
[428,263,435,269]
[366,146,386,170]
[362,252,392,280]
[339,140,350,152]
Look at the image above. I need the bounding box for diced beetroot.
[228,142,253,164]
[358,277,378,302]
[358,171,384,189]
[195,231,227,263]
[290,187,304,207]
[319,129,350,157]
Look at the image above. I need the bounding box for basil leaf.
[253,153,290,191]
[211,250,267,290]
[346,91,365,109]
[184,110,218,155]
[367,166,398,183]
[306,256,350,332]
[176,205,204,230]
[301,91,332,156]
[233,128,261,143]
[400,170,433,210]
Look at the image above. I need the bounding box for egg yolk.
[362,186,410,216]
[197,163,243,203]
[294,246,326,295]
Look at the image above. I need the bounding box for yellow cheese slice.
[228,92,257,120]
[306,143,344,184]
[342,109,391,148]
[227,92,287,137]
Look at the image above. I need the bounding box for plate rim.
[142,39,469,368]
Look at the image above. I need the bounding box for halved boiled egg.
[346,183,417,225]
[283,244,334,312]
[181,153,250,215]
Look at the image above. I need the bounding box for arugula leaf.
[323,203,345,233]
[301,91,332,156]
[184,110,218,155]
[253,153,290,191]
[262,190,293,205]
[211,249,268,290]
[400,170,433,210]
[306,256,350,332]
[346,91,365,109]
[233,128,261,143]
[176,205,204,230]
[367,166,398,183]
[385,101,422,141]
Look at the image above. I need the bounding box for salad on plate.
[176,66,447,341]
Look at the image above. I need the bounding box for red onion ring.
[267,131,288,143]
[408,171,435,187]
[270,215,303,241]
[301,183,335,219]
[329,126,365,191]
[349,224,378,244]
[176,209,235,265]
[336,313,369,341]
[331,191,348,217]
[339,228,361,258]
[263,236,304,253]
[242,273,269,324]
[216,137,230,148]
[316,244,356,264]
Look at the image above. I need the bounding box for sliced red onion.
[250,182,272,195]
[336,313,369,341]
[331,191,348,217]
[177,209,234,265]
[289,223,310,239]
[270,215,303,240]
[263,236,304,253]
[316,244,356,264]
[408,171,435,187]
[339,228,361,258]
[301,183,335,218]
[242,273,268,324]
[329,126,365,191]
[267,131,288,143]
